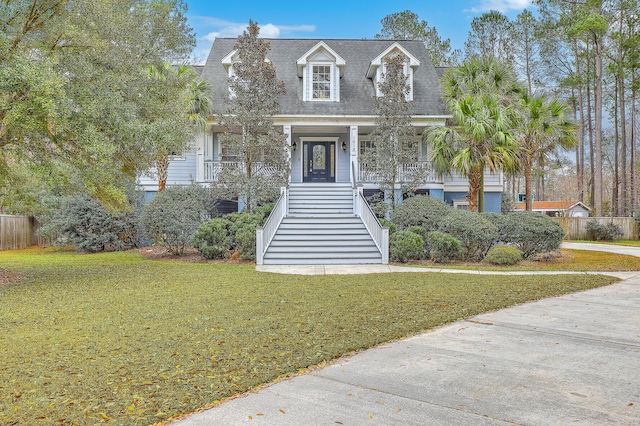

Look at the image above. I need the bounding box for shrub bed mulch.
[138,246,208,263]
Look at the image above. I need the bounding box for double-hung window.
[312,64,332,100]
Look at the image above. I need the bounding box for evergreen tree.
[464,10,515,67]
[364,53,422,211]
[215,21,289,212]
[375,10,461,66]
[0,0,196,210]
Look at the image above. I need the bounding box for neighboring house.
[514,201,591,217]
[138,38,505,264]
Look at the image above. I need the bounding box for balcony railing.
[203,161,281,182]
[358,161,441,183]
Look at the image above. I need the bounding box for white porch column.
[283,124,292,183]
[350,125,358,183]
[196,132,206,183]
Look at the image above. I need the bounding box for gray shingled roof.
[201,38,448,117]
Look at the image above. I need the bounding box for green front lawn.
[0,248,618,425]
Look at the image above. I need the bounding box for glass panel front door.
[303,142,336,182]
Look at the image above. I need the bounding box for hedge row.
[389,196,564,264]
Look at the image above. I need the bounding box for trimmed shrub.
[390,195,451,232]
[484,245,522,265]
[437,210,498,261]
[366,191,389,218]
[193,218,231,259]
[379,219,397,235]
[481,212,509,243]
[194,204,273,261]
[140,186,209,255]
[406,226,428,240]
[426,231,463,263]
[586,220,623,241]
[406,226,429,256]
[500,211,565,258]
[38,194,141,253]
[390,230,424,262]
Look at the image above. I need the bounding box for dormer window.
[221,49,270,97]
[367,42,420,101]
[297,41,346,102]
[312,64,332,100]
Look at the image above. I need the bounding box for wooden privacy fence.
[0,215,42,250]
[553,217,638,240]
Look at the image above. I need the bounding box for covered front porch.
[196,120,446,188]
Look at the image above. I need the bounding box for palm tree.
[516,92,576,210]
[424,57,521,212]
[149,64,212,192]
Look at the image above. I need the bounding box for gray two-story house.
[139,38,503,265]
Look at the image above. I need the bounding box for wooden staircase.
[262,183,383,265]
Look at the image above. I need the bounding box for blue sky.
[184,0,535,62]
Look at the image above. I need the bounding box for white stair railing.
[256,186,288,265]
[352,161,389,264]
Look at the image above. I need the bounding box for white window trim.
[304,62,339,102]
[375,61,413,101]
[453,199,470,210]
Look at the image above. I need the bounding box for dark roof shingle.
[202,38,448,117]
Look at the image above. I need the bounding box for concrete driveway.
[176,245,640,425]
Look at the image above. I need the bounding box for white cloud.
[467,0,533,13]
[193,16,316,41]
[190,17,316,65]
[260,24,281,38]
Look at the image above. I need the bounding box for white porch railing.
[352,161,389,264]
[358,161,441,183]
[204,161,281,182]
[256,186,288,265]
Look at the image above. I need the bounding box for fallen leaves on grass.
[0,248,619,425]
[0,268,24,288]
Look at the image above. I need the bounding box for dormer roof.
[220,49,238,72]
[296,41,346,77]
[366,42,420,78]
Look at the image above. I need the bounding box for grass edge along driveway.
[0,248,620,425]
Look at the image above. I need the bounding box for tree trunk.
[586,48,595,208]
[618,3,627,216]
[524,155,533,211]
[593,2,604,216]
[632,68,638,213]
[574,27,585,204]
[156,154,169,192]
[613,78,620,216]
[478,171,485,213]
[467,169,481,212]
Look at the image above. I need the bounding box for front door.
[303,142,335,182]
